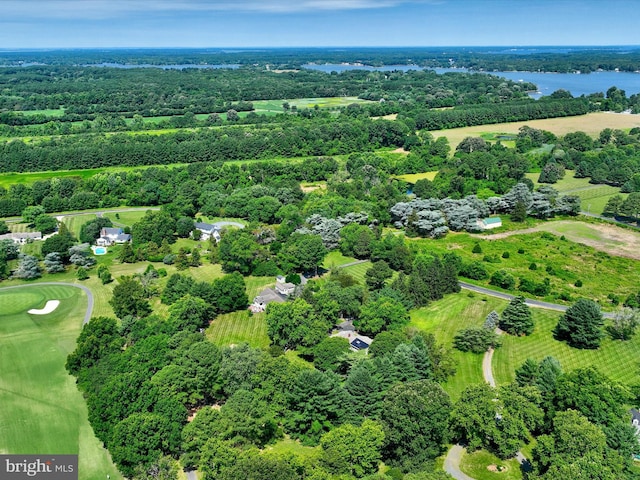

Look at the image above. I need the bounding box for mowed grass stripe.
[207,310,270,349]
[0,285,121,479]
[493,310,640,386]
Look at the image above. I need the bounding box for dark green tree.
[499,296,534,336]
[109,276,152,319]
[554,298,604,349]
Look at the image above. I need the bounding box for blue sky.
[1,0,639,49]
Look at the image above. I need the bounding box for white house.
[194,222,222,242]
[478,217,503,230]
[249,287,285,313]
[275,275,296,296]
[97,227,131,246]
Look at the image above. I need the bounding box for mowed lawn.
[0,285,121,480]
[410,293,506,400]
[493,309,640,387]
[206,310,270,349]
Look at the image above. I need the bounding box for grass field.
[0,285,122,479]
[252,96,373,115]
[525,170,625,215]
[412,229,640,306]
[340,261,372,284]
[394,171,439,184]
[102,210,149,227]
[430,112,640,152]
[410,293,505,400]
[60,214,101,238]
[206,310,270,349]
[19,108,66,117]
[493,309,640,387]
[322,251,359,269]
[460,449,523,480]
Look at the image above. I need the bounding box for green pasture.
[102,210,150,227]
[394,171,439,184]
[61,214,101,238]
[493,309,640,387]
[0,285,121,479]
[322,251,359,269]
[206,310,270,349]
[525,170,624,214]
[460,449,523,480]
[410,293,504,400]
[413,229,640,306]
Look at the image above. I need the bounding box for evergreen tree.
[554,298,604,349]
[499,296,534,336]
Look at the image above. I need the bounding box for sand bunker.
[28,300,60,315]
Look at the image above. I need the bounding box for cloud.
[2,0,444,20]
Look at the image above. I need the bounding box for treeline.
[405,98,590,131]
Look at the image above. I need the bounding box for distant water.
[84,63,239,70]
[303,64,640,97]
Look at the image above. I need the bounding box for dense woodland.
[2,49,640,479]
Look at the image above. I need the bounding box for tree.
[603,194,624,217]
[355,296,410,337]
[450,384,498,451]
[132,210,177,246]
[218,343,265,396]
[381,380,452,471]
[34,214,58,234]
[12,254,41,279]
[175,216,195,238]
[320,419,385,477]
[118,242,136,263]
[365,260,393,291]
[484,310,500,330]
[22,205,45,225]
[499,296,534,336]
[76,266,89,280]
[266,298,329,350]
[109,276,152,319]
[280,233,327,275]
[79,217,113,244]
[97,264,113,284]
[554,298,604,349]
[69,243,96,267]
[168,294,214,332]
[453,327,501,353]
[607,307,639,340]
[621,192,640,220]
[510,200,527,222]
[211,272,248,313]
[41,230,75,260]
[312,337,350,372]
[339,223,374,259]
[0,220,8,235]
[43,252,65,273]
[66,316,124,375]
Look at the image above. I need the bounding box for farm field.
[430,112,640,151]
[413,226,640,306]
[525,170,625,215]
[0,284,122,480]
[493,309,640,387]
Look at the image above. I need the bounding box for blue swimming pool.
[93,247,107,255]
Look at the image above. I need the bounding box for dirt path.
[473,219,640,260]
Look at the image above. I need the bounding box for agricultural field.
[493,308,640,387]
[413,225,640,306]
[526,170,625,215]
[0,284,122,479]
[430,112,640,152]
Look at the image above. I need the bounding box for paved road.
[443,444,476,480]
[0,282,94,324]
[186,471,197,480]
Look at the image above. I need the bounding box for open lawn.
[322,251,359,269]
[493,309,640,387]
[103,210,150,227]
[413,228,640,306]
[0,285,121,479]
[394,171,439,184]
[19,108,66,117]
[460,449,523,480]
[60,214,101,238]
[340,261,372,284]
[430,112,640,152]
[410,293,505,400]
[252,97,373,115]
[526,170,624,215]
[206,310,270,349]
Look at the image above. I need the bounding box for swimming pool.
[93,247,107,255]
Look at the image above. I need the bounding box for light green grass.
[460,449,523,480]
[206,310,270,349]
[410,293,505,400]
[493,309,640,387]
[0,285,121,479]
[526,171,625,215]
[322,251,359,269]
[61,214,100,238]
[264,436,321,459]
[19,108,66,117]
[394,171,439,184]
[252,97,372,115]
[103,210,149,227]
[412,229,640,306]
[340,261,372,284]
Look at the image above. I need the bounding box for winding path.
[0,282,94,325]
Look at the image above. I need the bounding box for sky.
[1,0,639,49]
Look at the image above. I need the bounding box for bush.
[490,270,516,290]
[529,262,538,270]
[574,279,583,287]
[517,248,525,254]
[472,243,483,254]
[460,261,488,280]
[454,327,501,353]
[163,254,176,265]
[502,251,510,259]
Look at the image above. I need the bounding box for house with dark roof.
[97,227,131,246]
[194,222,221,242]
[249,287,286,313]
[630,408,640,434]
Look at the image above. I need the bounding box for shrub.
[529,262,538,270]
[454,327,501,353]
[460,261,488,280]
[517,248,525,254]
[472,243,483,254]
[502,251,510,259]
[490,270,516,290]
[163,254,176,265]
[574,279,583,287]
